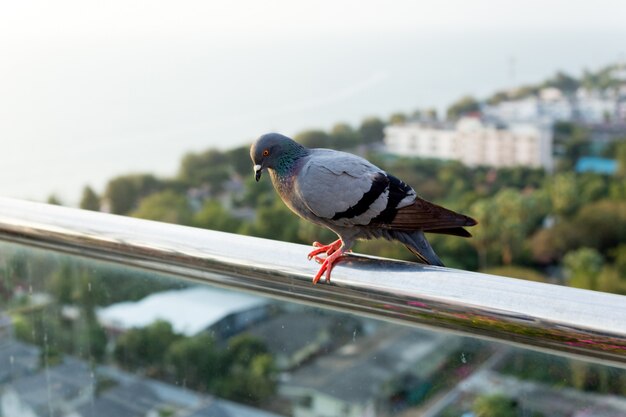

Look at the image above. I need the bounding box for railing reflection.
[0,196,625,368]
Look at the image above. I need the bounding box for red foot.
[312,249,345,284]
[307,239,342,260]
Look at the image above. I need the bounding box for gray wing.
[295,150,401,227]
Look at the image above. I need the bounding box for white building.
[482,89,575,125]
[384,117,553,171]
[575,88,619,123]
[97,286,268,338]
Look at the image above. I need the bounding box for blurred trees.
[115,320,182,372]
[166,333,220,391]
[617,141,626,178]
[47,194,62,205]
[542,70,579,92]
[553,122,590,170]
[446,95,480,119]
[131,190,193,225]
[216,334,277,405]
[358,117,386,144]
[179,149,230,192]
[114,324,276,405]
[193,201,240,233]
[563,248,604,290]
[330,123,360,149]
[473,394,518,417]
[294,130,332,148]
[388,112,408,125]
[469,188,548,268]
[105,174,164,214]
[80,186,100,211]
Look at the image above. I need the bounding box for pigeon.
[250,132,477,284]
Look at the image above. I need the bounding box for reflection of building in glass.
[245,311,362,371]
[97,287,268,339]
[0,351,285,417]
[384,117,554,171]
[1,357,93,417]
[281,324,460,417]
[0,315,11,341]
[0,318,40,384]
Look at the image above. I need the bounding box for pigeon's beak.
[254,164,262,182]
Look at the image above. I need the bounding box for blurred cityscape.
[1,62,625,416]
[1,245,626,417]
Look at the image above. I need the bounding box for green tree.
[50,260,76,305]
[247,199,302,243]
[294,130,331,148]
[105,174,163,215]
[596,266,625,294]
[388,112,407,125]
[47,194,62,205]
[616,141,626,178]
[553,122,590,171]
[543,70,580,92]
[613,245,626,277]
[358,117,385,144]
[486,90,510,105]
[226,145,254,178]
[114,320,182,372]
[575,199,626,254]
[473,394,518,417]
[330,123,360,150]
[216,335,276,405]
[131,190,193,225]
[2,251,28,294]
[166,333,221,391]
[193,201,240,233]
[217,353,276,406]
[237,176,275,208]
[470,188,548,267]
[548,172,580,218]
[178,149,230,191]
[80,186,100,211]
[530,224,582,264]
[446,95,480,120]
[73,317,107,362]
[563,247,604,290]
[223,334,269,365]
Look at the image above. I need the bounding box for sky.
[1,1,625,203]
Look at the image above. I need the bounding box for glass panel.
[1,240,625,417]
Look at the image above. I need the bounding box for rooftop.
[286,324,448,404]
[575,156,618,175]
[0,340,40,383]
[98,286,267,336]
[8,356,93,413]
[245,311,336,357]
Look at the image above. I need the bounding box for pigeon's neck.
[272,145,308,178]
[269,145,308,197]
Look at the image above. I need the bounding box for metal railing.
[0,197,625,367]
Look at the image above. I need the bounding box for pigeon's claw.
[307,239,342,260]
[312,249,345,284]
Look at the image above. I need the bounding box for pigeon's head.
[250,133,305,181]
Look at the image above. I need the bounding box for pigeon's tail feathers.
[378,197,477,232]
[393,230,444,267]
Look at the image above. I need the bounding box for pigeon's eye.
[262,149,270,157]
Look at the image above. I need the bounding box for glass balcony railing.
[1,196,625,417]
